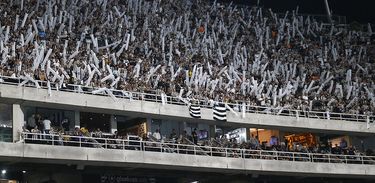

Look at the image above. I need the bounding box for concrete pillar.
[110,115,117,134]
[246,127,251,141]
[12,104,24,142]
[74,111,80,128]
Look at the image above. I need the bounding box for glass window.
[0,103,12,142]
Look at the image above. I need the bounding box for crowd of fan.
[1,0,375,115]
[167,129,375,159]
[22,117,375,160]
[23,114,375,157]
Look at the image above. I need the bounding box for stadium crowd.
[21,121,375,163]
[19,111,374,160]
[0,0,375,116]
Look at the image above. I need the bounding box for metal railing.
[0,75,374,123]
[20,132,375,165]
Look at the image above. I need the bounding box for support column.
[110,115,117,134]
[246,127,251,141]
[74,111,80,128]
[12,104,24,142]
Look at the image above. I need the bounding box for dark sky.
[215,0,375,24]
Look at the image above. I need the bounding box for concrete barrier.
[0,84,374,134]
[0,142,375,178]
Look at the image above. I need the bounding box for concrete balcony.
[0,83,374,135]
[0,134,375,179]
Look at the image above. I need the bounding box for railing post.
[292,152,295,161]
[22,133,25,144]
[123,140,125,150]
[276,151,278,160]
[328,154,331,163]
[210,147,213,156]
[160,143,163,152]
[79,137,82,147]
[345,155,348,164]
[52,135,54,146]
[194,146,196,155]
[177,144,179,154]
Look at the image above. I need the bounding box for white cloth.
[43,119,51,130]
[153,132,161,141]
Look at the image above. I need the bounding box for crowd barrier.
[20,132,375,165]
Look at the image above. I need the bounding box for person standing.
[340,138,348,149]
[42,117,52,134]
[61,118,70,132]
[153,129,161,141]
[170,129,178,141]
[192,128,198,145]
[27,114,36,131]
[249,134,259,149]
[35,114,43,132]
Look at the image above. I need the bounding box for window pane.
[0,103,12,142]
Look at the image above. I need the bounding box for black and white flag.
[189,104,201,118]
[213,104,227,121]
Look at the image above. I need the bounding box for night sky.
[215,0,375,24]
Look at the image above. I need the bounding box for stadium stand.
[0,1,374,119]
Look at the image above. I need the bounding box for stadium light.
[22,170,27,174]
[1,169,6,174]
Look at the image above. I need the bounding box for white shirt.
[153,132,161,140]
[43,119,51,130]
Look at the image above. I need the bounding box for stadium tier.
[0,0,375,183]
[0,0,374,115]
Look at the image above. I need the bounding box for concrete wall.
[0,84,374,135]
[0,142,375,178]
[27,171,82,183]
